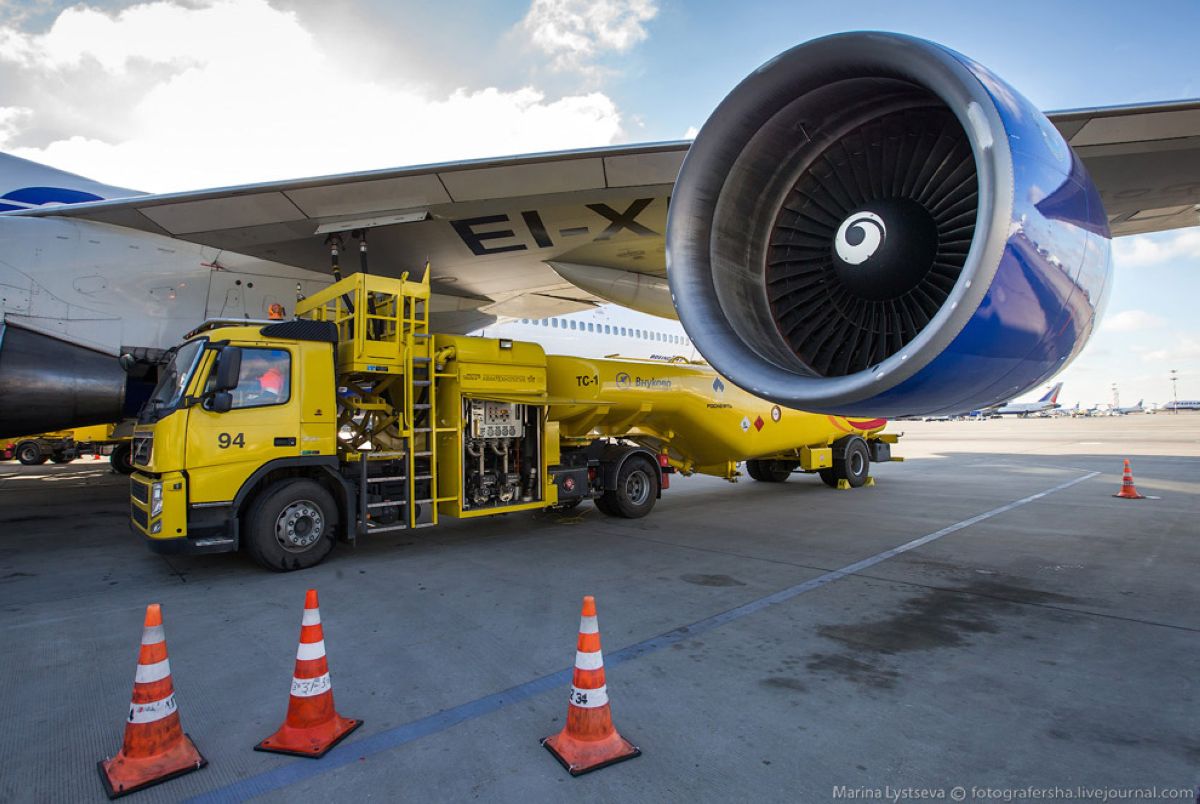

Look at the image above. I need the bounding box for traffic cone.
[1113,459,1146,499]
[98,604,206,799]
[255,589,361,758]
[541,596,640,776]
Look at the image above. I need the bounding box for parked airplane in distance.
[992,383,1065,417]
[1112,399,1145,415]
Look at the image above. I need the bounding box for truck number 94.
[218,433,246,449]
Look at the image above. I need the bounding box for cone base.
[1114,489,1146,499]
[541,730,641,776]
[98,733,206,800]
[255,716,362,759]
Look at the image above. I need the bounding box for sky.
[0,0,1197,406]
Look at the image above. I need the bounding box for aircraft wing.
[1,143,688,321]
[1047,99,1200,235]
[3,99,1199,318]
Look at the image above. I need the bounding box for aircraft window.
[604,325,611,334]
[571,320,578,330]
[552,319,559,328]
[620,327,627,336]
[587,323,594,332]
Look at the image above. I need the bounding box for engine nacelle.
[667,32,1111,416]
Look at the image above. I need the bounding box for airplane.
[1112,399,1145,415]
[3,31,1200,437]
[993,384,1065,417]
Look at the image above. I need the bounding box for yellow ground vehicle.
[129,271,898,570]
[7,423,134,472]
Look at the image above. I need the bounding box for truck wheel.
[110,442,134,475]
[746,459,794,482]
[822,436,870,488]
[50,453,73,464]
[16,441,45,466]
[599,456,659,518]
[244,479,337,571]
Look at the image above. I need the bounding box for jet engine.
[667,32,1112,416]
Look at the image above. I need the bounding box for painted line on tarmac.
[188,471,1099,803]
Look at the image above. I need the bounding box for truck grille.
[131,503,149,531]
[130,479,149,505]
[132,434,153,466]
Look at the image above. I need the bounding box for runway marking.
[186,471,1099,803]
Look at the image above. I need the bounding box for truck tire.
[820,436,870,488]
[16,441,46,466]
[745,459,795,482]
[110,442,134,475]
[244,479,337,571]
[598,455,658,518]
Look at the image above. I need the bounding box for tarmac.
[0,415,1197,803]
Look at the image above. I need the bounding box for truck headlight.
[151,520,162,534]
[151,482,163,517]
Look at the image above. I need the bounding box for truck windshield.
[141,339,206,422]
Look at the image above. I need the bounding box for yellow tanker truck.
[129,270,899,570]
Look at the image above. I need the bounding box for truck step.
[412,404,431,410]
[366,500,405,509]
[363,523,408,534]
[414,451,433,457]
[412,356,431,363]
[412,380,432,387]
[366,474,406,482]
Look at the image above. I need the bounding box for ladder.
[296,269,440,536]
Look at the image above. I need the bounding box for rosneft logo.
[712,377,725,393]
[828,415,888,433]
[616,372,631,388]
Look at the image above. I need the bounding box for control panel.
[469,400,525,439]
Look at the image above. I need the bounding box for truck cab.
[129,320,343,565]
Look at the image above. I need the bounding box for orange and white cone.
[98,604,206,799]
[255,589,361,758]
[541,596,640,776]
[1113,459,1146,499]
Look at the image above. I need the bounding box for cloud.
[520,0,657,70]
[683,125,699,139]
[1112,228,1200,268]
[1139,337,1200,364]
[0,0,626,191]
[1101,309,1166,333]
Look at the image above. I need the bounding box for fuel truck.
[129,270,899,570]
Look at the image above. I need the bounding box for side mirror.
[212,347,242,393]
[209,391,233,413]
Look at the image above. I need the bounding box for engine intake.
[668,32,1111,416]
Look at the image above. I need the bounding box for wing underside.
[3,99,1198,322]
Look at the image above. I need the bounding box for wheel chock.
[836,478,850,490]
[865,476,876,487]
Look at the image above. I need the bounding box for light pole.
[1170,369,1179,414]
[1111,383,1119,411]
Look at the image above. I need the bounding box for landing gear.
[819,435,870,488]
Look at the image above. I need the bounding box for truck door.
[185,346,302,503]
